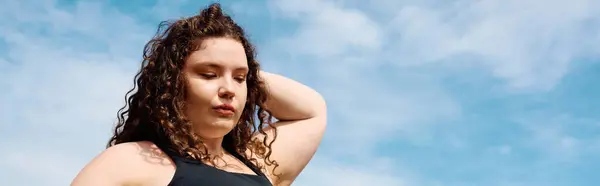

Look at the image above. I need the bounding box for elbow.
[308,91,327,119]
[274,90,327,122]
[314,93,327,117]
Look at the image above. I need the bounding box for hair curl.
[107,3,278,176]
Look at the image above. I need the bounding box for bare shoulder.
[71,141,175,186]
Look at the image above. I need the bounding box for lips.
[213,104,235,116]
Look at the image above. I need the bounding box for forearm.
[260,71,326,121]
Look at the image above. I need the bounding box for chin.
[191,115,241,138]
[212,120,236,129]
[196,120,237,138]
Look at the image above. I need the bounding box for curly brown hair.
[107,3,278,175]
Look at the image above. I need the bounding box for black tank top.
[159,146,273,186]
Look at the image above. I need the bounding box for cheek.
[237,85,248,103]
[187,80,218,104]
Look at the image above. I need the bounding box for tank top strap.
[155,143,185,164]
[230,150,268,178]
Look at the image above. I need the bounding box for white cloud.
[272,0,600,91]
[267,0,463,155]
[267,1,464,185]
[0,147,88,185]
[267,0,600,185]
[293,156,412,186]
[0,50,133,185]
[391,0,600,91]
[0,0,147,185]
[511,111,600,166]
[3,0,599,185]
[270,0,382,59]
[266,0,600,153]
[316,66,461,153]
[150,0,191,18]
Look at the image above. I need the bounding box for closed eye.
[234,76,246,83]
[200,73,217,79]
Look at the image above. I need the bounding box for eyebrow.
[193,61,248,71]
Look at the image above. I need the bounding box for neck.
[198,136,225,157]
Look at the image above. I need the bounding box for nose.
[218,77,235,99]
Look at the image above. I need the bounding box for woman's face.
[183,37,249,139]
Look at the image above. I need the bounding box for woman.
[71,3,327,186]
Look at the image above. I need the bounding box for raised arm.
[256,71,327,185]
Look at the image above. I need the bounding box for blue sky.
[1,0,599,185]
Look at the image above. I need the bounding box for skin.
[183,37,250,149]
[71,37,327,186]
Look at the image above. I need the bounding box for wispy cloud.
[1,0,599,185]
[293,157,413,186]
[265,0,600,185]
[272,0,600,91]
[0,1,148,185]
